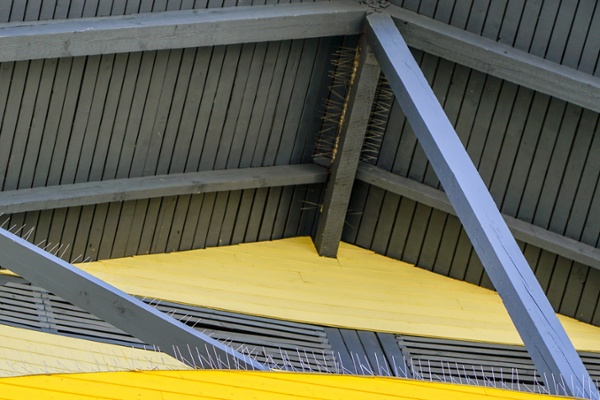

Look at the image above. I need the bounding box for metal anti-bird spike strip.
[0,227,267,371]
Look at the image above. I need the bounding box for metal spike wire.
[314,44,357,162]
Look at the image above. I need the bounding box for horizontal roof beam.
[387,5,600,114]
[356,162,600,272]
[0,164,328,214]
[0,1,366,62]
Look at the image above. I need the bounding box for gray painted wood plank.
[367,14,597,398]
[60,55,102,184]
[205,192,230,247]
[500,93,551,217]
[245,189,268,242]
[165,48,210,174]
[518,99,567,224]
[357,330,391,375]
[112,200,143,257]
[283,186,308,238]
[116,51,157,179]
[0,2,366,62]
[185,45,226,172]
[258,187,283,241]
[261,40,303,167]
[5,59,43,191]
[289,38,331,164]
[0,164,327,214]
[402,203,432,265]
[139,49,185,177]
[565,113,600,244]
[577,268,600,324]
[225,43,266,168]
[153,48,196,175]
[370,193,399,256]
[215,190,242,246]
[355,186,385,250]
[97,203,122,260]
[97,52,138,180]
[546,256,574,311]
[199,44,243,171]
[579,5,600,75]
[192,192,217,248]
[19,59,58,189]
[128,49,174,177]
[489,86,535,209]
[532,104,581,230]
[559,262,588,317]
[162,196,189,253]
[251,40,292,167]
[549,109,594,236]
[171,195,197,251]
[0,61,27,191]
[357,163,600,273]
[151,195,179,253]
[387,4,600,114]
[136,198,163,256]
[74,55,115,184]
[239,42,280,168]
[385,197,417,261]
[376,332,411,377]
[213,44,255,170]
[231,190,256,244]
[528,0,560,58]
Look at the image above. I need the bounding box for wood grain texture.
[67,237,600,353]
[0,2,366,62]
[0,370,571,400]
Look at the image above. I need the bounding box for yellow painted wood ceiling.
[0,370,577,400]
[73,237,600,352]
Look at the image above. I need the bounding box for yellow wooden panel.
[70,237,600,352]
[0,370,576,400]
[0,324,188,377]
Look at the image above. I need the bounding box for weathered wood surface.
[0,228,267,370]
[356,162,600,273]
[314,40,381,258]
[366,13,598,398]
[0,164,328,214]
[387,5,600,114]
[0,2,366,62]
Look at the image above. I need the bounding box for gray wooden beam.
[0,164,327,214]
[356,162,600,273]
[0,2,366,62]
[366,13,599,399]
[386,5,600,114]
[314,39,381,258]
[0,227,267,370]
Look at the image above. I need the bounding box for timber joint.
[358,0,390,12]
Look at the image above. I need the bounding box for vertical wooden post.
[315,37,381,257]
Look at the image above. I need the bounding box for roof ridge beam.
[0,1,367,63]
[386,5,600,114]
[366,13,598,399]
